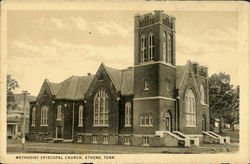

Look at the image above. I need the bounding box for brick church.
[28,11,211,147]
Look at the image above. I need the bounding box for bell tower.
[133,11,177,134]
[134,10,176,66]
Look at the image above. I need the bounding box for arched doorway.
[165,111,172,132]
[202,114,206,131]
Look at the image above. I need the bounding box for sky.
[7,10,239,96]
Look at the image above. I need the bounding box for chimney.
[87,73,91,76]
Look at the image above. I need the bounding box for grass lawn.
[213,128,239,143]
[7,139,239,154]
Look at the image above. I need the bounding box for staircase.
[155,131,191,147]
[172,131,190,147]
[173,131,201,147]
[202,131,230,144]
[208,131,230,144]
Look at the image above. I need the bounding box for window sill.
[124,143,131,146]
[40,125,48,127]
[124,125,132,128]
[78,125,83,127]
[201,103,209,107]
[92,141,98,144]
[142,144,149,147]
[93,125,109,127]
[56,119,61,121]
[140,125,153,127]
[186,125,197,128]
[102,142,108,144]
[144,88,149,91]
[31,125,35,127]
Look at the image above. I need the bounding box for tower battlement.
[192,62,208,77]
[134,10,175,30]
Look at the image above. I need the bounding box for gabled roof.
[176,65,186,89]
[121,68,134,95]
[102,63,134,95]
[56,75,94,100]
[38,63,135,101]
[105,66,123,90]
[49,82,62,95]
[176,60,192,89]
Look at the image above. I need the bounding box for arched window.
[57,105,61,120]
[40,105,49,126]
[125,102,131,127]
[200,84,205,104]
[31,107,36,126]
[163,32,167,62]
[185,88,196,127]
[78,105,83,127]
[148,32,154,61]
[167,34,172,64]
[94,89,109,126]
[141,35,147,63]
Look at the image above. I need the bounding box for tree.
[227,86,239,130]
[7,74,19,110]
[209,72,238,133]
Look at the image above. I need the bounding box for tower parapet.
[134,11,175,31]
[192,62,208,78]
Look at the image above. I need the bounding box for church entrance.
[202,114,206,131]
[165,111,172,132]
[56,126,62,138]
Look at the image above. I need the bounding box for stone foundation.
[28,132,210,147]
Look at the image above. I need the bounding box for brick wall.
[133,99,159,134]
[119,96,133,134]
[134,64,159,98]
[84,64,120,135]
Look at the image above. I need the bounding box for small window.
[140,116,144,125]
[142,137,149,146]
[148,32,155,61]
[103,135,108,144]
[144,79,149,90]
[40,105,49,126]
[78,105,83,127]
[125,102,132,127]
[31,107,36,127]
[77,135,82,143]
[167,34,172,64]
[124,136,130,145]
[163,32,167,62]
[149,115,153,125]
[141,35,147,63]
[92,135,97,143]
[140,114,153,126]
[167,79,171,91]
[200,84,205,104]
[57,105,62,120]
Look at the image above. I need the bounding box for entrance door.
[165,111,171,132]
[202,115,206,131]
[57,126,62,138]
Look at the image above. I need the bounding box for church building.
[28,11,211,147]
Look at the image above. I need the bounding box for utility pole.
[21,90,29,151]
